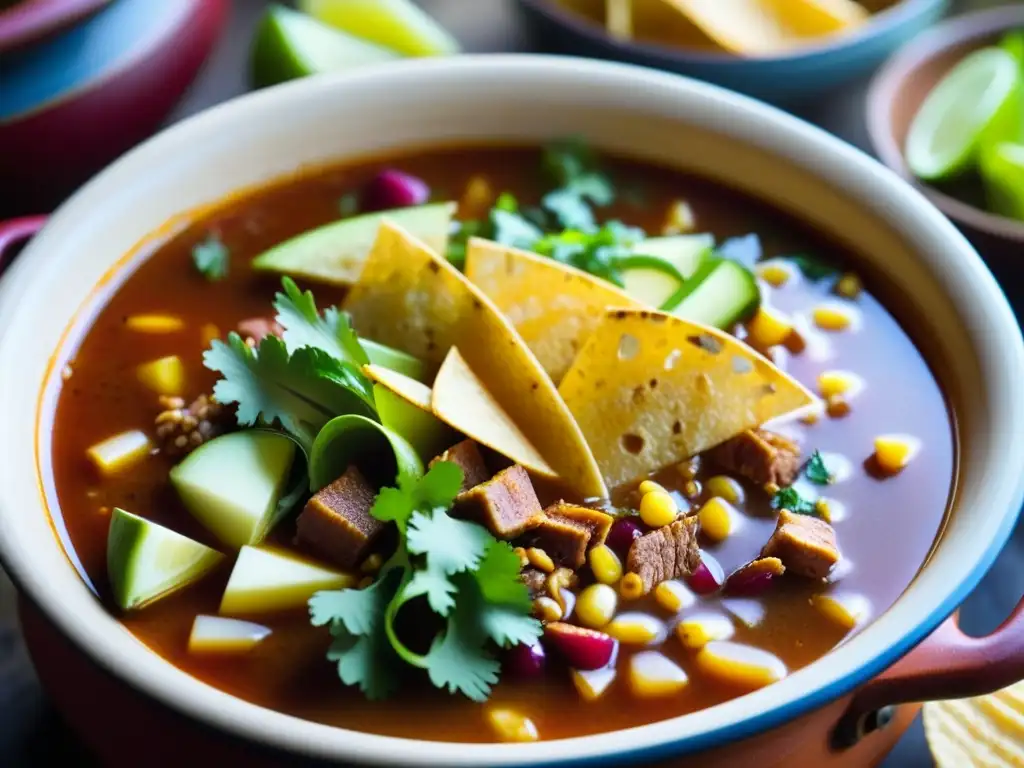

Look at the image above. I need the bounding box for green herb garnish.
[804,450,833,485]
[337,192,360,217]
[770,486,818,517]
[788,254,838,281]
[273,277,369,367]
[192,233,229,281]
[309,463,541,702]
[540,136,614,230]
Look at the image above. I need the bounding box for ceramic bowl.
[0,0,228,216]
[0,0,111,53]
[0,56,1022,767]
[514,0,951,105]
[866,5,1024,274]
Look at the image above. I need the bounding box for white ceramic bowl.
[0,56,1021,766]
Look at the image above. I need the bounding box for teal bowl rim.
[516,0,950,65]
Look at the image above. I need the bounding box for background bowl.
[0,0,228,216]
[0,0,111,53]
[866,4,1024,273]
[514,0,950,105]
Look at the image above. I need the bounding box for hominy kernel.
[698,497,735,543]
[747,306,794,349]
[526,547,555,573]
[654,580,696,614]
[461,175,493,214]
[704,475,743,505]
[620,572,645,601]
[662,199,695,235]
[757,263,791,287]
[513,546,529,568]
[640,490,678,528]
[638,479,665,495]
[487,708,539,743]
[835,272,862,299]
[533,596,563,623]
[763,482,780,496]
[576,584,618,628]
[873,435,921,474]
[589,545,623,585]
[813,304,854,332]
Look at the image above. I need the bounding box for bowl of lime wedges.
[867,5,1024,268]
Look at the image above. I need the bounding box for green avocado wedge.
[309,414,423,491]
[250,4,401,88]
[252,202,456,286]
[107,508,223,612]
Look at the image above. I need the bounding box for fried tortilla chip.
[558,308,817,488]
[924,682,1024,768]
[344,222,606,497]
[365,363,456,462]
[465,238,643,384]
[432,347,556,478]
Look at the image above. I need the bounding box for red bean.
[724,559,782,597]
[361,169,430,211]
[687,550,724,595]
[605,517,644,558]
[502,641,546,679]
[543,622,616,671]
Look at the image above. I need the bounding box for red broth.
[49,146,954,742]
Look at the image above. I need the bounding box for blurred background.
[0,0,1020,766]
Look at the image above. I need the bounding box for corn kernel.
[676,457,700,480]
[620,572,645,601]
[818,370,863,400]
[764,482,780,496]
[746,306,794,349]
[811,593,870,631]
[125,314,185,333]
[704,475,743,505]
[640,490,678,528]
[533,596,563,623]
[200,323,221,346]
[698,497,735,543]
[873,434,920,474]
[486,708,539,743]
[814,498,832,523]
[801,412,820,425]
[638,479,665,495]
[676,613,734,650]
[661,199,695,235]
[136,355,186,397]
[654,579,696,614]
[513,547,529,568]
[526,547,555,573]
[629,651,689,697]
[696,641,787,689]
[835,272,862,299]
[461,175,493,214]
[757,262,792,287]
[684,480,700,499]
[572,667,617,702]
[588,545,623,585]
[607,612,666,645]
[360,554,382,574]
[87,430,152,475]
[812,303,856,332]
[575,584,618,629]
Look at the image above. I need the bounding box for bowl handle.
[0,215,47,276]
[833,595,1024,749]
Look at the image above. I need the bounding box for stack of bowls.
[0,0,229,216]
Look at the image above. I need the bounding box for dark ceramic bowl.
[867,5,1024,271]
[514,0,950,105]
[0,0,228,216]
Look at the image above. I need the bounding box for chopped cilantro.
[273,277,369,368]
[770,486,818,517]
[804,450,833,485]
[541,186,596,231]
[788,254,839,281]
[337,192,360,218]
[540,137,614,230]
[491,209,544,249]
[203,332,375,452]
[309,463,542,702]
[191,233,229,281]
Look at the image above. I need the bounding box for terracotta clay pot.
[0,57,1021,767]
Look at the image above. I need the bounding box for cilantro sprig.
[192,233,229,281]
[770,450,833,517]
[309,463,541,702]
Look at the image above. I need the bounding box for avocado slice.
[219,546,355,615]
[188,615,272,654]
[673,256,760,329]
[107,508,223,612]
[620,234,715,310]
[251,202,456,285]
[636,234,715,275]
[169,431,297,550]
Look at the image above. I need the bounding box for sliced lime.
[1000,30,1024,69]
[979,141,1024,221]
[905,47,1023,181]
[250,4,401,88]
[298,0,460,57]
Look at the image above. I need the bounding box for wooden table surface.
[0,1,1019,766]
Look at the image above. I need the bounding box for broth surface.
[50,147,954,741]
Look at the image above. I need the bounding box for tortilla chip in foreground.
[924,681,1024,768]
[344,221,606,498]
[465,238,643,384]
[558,308,817,489]
[431,347,556,478]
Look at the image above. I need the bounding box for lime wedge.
[251,4,402,88]
[298,0,460,57]
[1000,30,1024,69]
[979,141,1024,221]
[905,47,1023,181]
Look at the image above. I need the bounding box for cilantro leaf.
[408,508,491,577]
[273,277,369,367]
[770,486,818,517]
[542,187,596,231]
[192,233,228,281]
[788,254,839,281]
[491,209,544,249]
[473,540,533,610]
[370,461,463,534]
[203,333,375,451]
[804,450,833,485]
[338,192,360,217]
